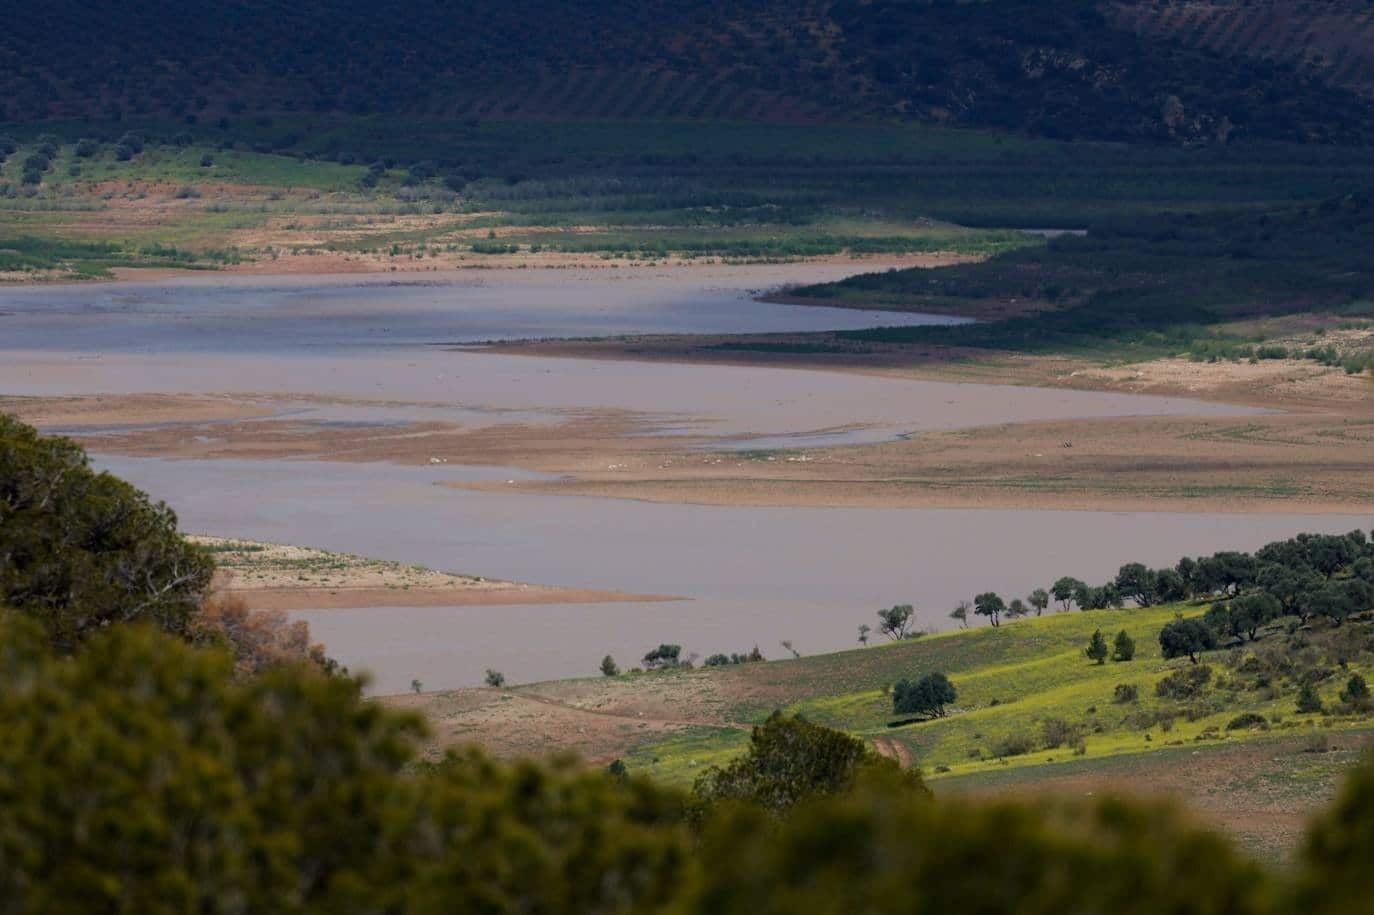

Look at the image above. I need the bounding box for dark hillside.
[4,0,1374,143]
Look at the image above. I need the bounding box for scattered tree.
[600,654,619,677]
[1114,563,1158,606]
[1112,629,1135,662]
[643,643,683,669]
[1297,682,1324,714]
[857,623,871,645]
[1028,588,1050,616]
[950,601,970,628]
[484,668,506,688]
[1159,618,1217,664]
[411,679,423,694]
[1085,629,1109,665]
[877,604,914,640]
[1052,576,1084,611]
[892,672,957,719]
[974,592,1005,627]
[691,712,923,817]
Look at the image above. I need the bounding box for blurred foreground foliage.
[4,414,1374,913]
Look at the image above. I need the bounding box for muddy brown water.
[100,455,1368,693]
[1,264,1337,692]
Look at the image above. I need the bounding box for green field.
[625,603,1374,791]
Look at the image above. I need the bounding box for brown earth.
[384,687,731,765]
[938,728,1374,862]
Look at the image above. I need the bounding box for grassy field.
[622,603,1374,797]
[5,119,1374,279]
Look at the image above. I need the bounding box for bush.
[991,732,1036,758]
[1040,717,1083,749]
[599,654,619,677]
[174,185,202,199]
[484,668,506,687]
[1112,629,1136,662]
[1225,712,1269,731]
[1297,682,1324,714]
[1156,665,1213,700]
[691,712,923,817]
[643,643,683,669]
[1341,673,1371,709]
[1113,683,1139,704]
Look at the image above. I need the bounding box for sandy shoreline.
[196,536,678,610]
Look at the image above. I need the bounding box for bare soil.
[196,536,675,610]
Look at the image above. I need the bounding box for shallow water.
[100,456,1370,693]
[0,264,968,352]
[0,265,1261,448]
[2,264,1323,691]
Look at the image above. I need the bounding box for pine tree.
[1112,629,1136,662]
[1085,629,1109,665]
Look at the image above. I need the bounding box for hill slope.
[5,0,1374,144]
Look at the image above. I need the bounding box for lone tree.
[600,654,619,677]
[949,602,969,628]
[1159,618,1217,664]
[1028,588,1050,616]
[877,604,914,640]
[1112,629,1136,662]
[892,672,957,719]
[857,624,871,645]
[1085,629,1109,665]
[1052,577,1084,611]
[484,668,506,687]
[973,592,1005,627]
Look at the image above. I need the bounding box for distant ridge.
[4,0,1374,143]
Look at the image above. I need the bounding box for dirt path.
[871,736,915,769]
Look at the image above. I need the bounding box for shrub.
[643,643,683,669]
[1113,683,1139,704]
[1341,673,1371,709]
[1156,665,1213,700]
[1041,717,1083,749]
[1113,629,1136,662]
[599,654,619,677]
[1225,712,1269,731]
[174,185,202,199]
[1297,682,1324,714]
[484,668,506,687]
[691,712,923,817]
[991,732,1036,758]
[1085,628,1109,664]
